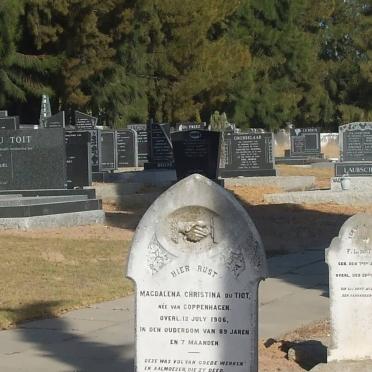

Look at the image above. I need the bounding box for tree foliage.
[1,0,371,130]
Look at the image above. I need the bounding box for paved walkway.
[0,250,329,371]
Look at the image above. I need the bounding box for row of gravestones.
[128,174,372,371]
[0,126,129,191]
[141,122,277,178]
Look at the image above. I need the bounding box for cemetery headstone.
[335,122,372,177]
[128,124,148,166]
[45,111,65,128]
[39,94,52,127]
[145,123,174,169]
[116,129,138,167]
[326,213,372,362]
[0,116,19,130]
[75,111,97,130]
[0,128,66,190]
[219,132,276,177]
[99,130,117,172]
[127,174,268,372]
[177,122,208,131]
[290,127,321,157]
[171,130,221,181]
[65,131,92,189]
[87,129,100,172]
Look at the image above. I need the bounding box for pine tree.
[25,0,115,111]
[139,0,250,123]
[322,0,372,124]
[0,0,55,108]
[228,0,335,130]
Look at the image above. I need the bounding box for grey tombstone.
[127,174,268,372]
[290,127,321,157]
[219,131,276,177]
[116,129,138,167]
[0,116,18,130]
[0,128,66,190]
[145,123,174,169]
[39,94,52,127]
[326,213,372,362]
[335,122,372,177]
[75,111,97,130]
[128,124,148,166]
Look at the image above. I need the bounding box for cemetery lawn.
[0,231,133,329]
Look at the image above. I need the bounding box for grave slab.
[264,190,372,206]
[0,209,105,230]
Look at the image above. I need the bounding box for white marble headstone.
[326,213,372,362]
[127,174,267,372]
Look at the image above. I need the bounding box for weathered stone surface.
[127,174,267,372]
[326,214,372,362]
[311,360,372,371]
[264,190,372,206]
[331,176,372,191]
[0,210,105,230]
[339,122,372,162]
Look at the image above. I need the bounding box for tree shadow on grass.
[2,302,134,372]
[234,193,351,255]
[232,193,357,297]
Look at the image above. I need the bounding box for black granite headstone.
[145,123,174,169]
[46,111,65,128]
[75,111,97,130]
[0,128,66,190]
[65,131,92,189]
[219,132,276,177]
[116,129,138,167]
[99,130,117,171]
[127,124,148,166]
[290,127,321,156]
[171,130,220,180]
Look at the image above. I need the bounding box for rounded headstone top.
[127,174,268,283]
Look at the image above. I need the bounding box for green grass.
[0,235,133,329]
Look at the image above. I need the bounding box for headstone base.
[0,210,105,230]
[331,176,372,191]
[276,154,325,165]
[220,169,277,177]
